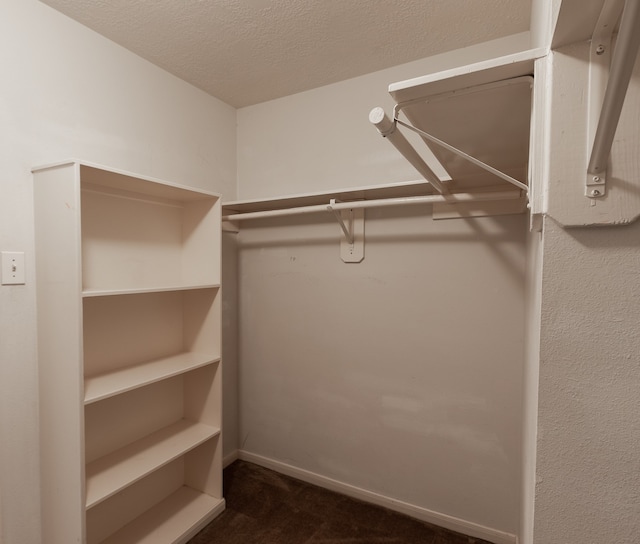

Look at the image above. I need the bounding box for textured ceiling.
[39,0,532,108]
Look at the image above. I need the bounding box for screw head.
[596,44,606,55]
[591,189,601,197]
[593,176,601,182]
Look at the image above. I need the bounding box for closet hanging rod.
[222,190,521,222]
[587,0,640,181]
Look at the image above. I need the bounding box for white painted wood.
[86,420,220,509]
[33,162,86,543]
[546,42,640,226]
[99,487,225,544]
[87,461,186,543]
[81,184,219,292]
[388,48,545,103]
[392,76,534,194]
[551,0,608,49]
[85,353,220,404]
[32,161,224,543]
[83,284,220,297]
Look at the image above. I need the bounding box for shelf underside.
[397,77,533,194]
[86,420,220,509]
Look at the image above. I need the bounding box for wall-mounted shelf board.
[388,48,545,103]
[83,284,220,298]
[386,49,546,196]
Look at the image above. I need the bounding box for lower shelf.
[99,486,225,544]
[86,420,220,509]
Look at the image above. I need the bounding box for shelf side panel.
[33,162,86,542]
[182,198,221,287]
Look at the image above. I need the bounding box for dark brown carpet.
[189,460,495,544]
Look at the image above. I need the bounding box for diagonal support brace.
[327,198,354,244]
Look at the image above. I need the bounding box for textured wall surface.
[535,217,640,544]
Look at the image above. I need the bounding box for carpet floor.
[189,460,495,544]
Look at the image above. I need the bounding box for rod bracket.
[327,199,364,263]
[585,0,640,199]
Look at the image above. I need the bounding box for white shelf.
[383,50,541,195]
[86,420,220,509]
[82,284,220,298]
[388,48,545,103]
[99,486,225,544]
[34,160,220,202]
[84,353,221,405]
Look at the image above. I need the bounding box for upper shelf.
[386,49,546,195]
[388,48,545,103]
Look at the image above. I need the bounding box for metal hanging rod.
[221,190,521,222]
[587,0,640,183]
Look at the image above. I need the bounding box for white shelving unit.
[33,160,224,544]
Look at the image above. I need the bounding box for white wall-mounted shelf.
[382,48,546,196]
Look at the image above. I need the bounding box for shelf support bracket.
[327,199,364,263]
[585,0,640,199]
[369,107,449,194]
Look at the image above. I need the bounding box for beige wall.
[530,6,640,540]
[535,218,640,543]
[0,2,236,542]
[235,34,532,541]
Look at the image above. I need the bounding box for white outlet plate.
[2,252,25,285]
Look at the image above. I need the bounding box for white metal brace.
[369,107,528,194]
[586,0,640,198]
[327,199,364,263]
